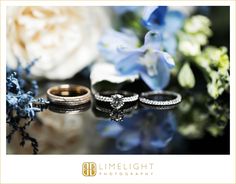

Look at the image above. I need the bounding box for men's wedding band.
[47,84,91,106]
[139,91,181,106]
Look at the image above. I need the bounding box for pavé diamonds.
[139,91,181,106]
[94,93,111,102]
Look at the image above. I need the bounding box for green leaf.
[178,63,195,88]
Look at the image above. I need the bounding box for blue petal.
[144,30,162,50]
[142,6,158,22]
[165,10,185,34]
[159,51,175,68]
[142,6,167,30]
[98,29,139,63]
[97,121,124,138]
[115,49,144,75]
[140,52,172,90]
[162,34,177,55]
[116,130,140,151]
[6,94,18,106]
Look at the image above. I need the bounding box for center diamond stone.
[110,94,124,109]
[110,109,124,122]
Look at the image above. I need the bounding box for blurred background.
[6,6,230,154]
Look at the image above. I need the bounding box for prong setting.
[110,94,124,109]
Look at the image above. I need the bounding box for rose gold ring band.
[47,84,91,106]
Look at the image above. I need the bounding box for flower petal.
[98,29,139,63]
[159,51,175,68]
[115,50,144,75]
[177,63,195,88]
[165,10,185,34]
[142,6,167,30]
[162,34,177,55]
[140,52,172,90]
[144,30,162,50]
[142,6,158,23]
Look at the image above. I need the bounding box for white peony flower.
[7,6,110,79]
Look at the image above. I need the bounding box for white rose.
[7,6,110,79]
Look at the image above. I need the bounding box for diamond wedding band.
[139,91,181,106]
[47,84,91,106]
[94,91,139,109]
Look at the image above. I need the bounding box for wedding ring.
[47,84,91,106]
[94,91,139,109]
[139,91,181,106]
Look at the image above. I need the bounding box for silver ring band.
[139,91,181,106]
[47,84,91,106]
[94,91,139,109]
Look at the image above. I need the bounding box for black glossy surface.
[7,82,230,154]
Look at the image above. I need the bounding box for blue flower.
[142,6,168,29]
[98,29,175,90]
[6,59,48,154]
[142,6,185,55]
[98,29,140,63]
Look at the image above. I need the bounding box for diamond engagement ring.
[139,91,181,106]
[47,84,91,106]
[94,91,139,109]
